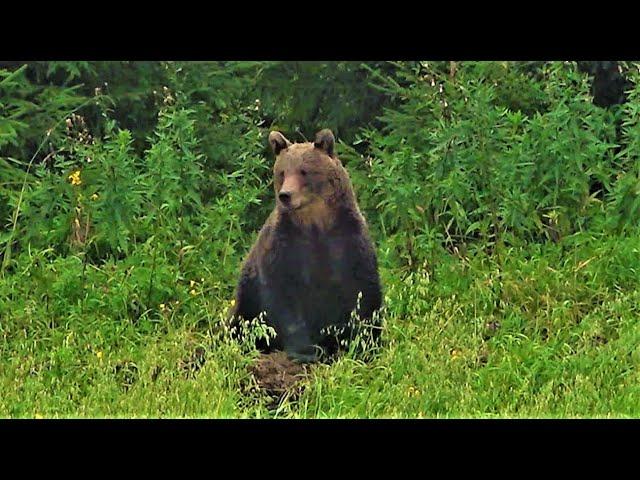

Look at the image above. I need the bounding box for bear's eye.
[300,169,307,177]
[278,171,284,179]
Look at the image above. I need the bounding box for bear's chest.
[270,233,349,289]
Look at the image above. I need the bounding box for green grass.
[1,232,639,418]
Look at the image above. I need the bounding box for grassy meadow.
[1,61,639,417]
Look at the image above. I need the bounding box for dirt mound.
[249,351,309,403]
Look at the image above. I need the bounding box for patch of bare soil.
[248,351,310,407]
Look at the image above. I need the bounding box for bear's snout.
[278,191,292,205]
[278,173,304,209]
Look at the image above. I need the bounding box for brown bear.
[229,129,382,362]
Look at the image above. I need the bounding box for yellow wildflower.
[68,170,82,186]
[159,303,166,311]
[190,280,197,288]
[230,299,235,307]
[91,193,99,201]
[190,289,197,296]
[407,386,421,397]
[96,351,103,360]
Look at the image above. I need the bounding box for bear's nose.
[278,191,291,204]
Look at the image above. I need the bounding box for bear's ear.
[313,129,335,157]
[269,131,291,155]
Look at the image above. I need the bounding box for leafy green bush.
[347,61,624,269]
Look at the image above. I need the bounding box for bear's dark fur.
[229,129,382,362]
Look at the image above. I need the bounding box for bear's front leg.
[228,260,266,349]
[350,238,384,344]
[260,287,320,362]
[280,315,320,362]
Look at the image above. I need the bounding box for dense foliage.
[1,61,639,418]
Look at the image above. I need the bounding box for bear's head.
[269,129,352,230]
